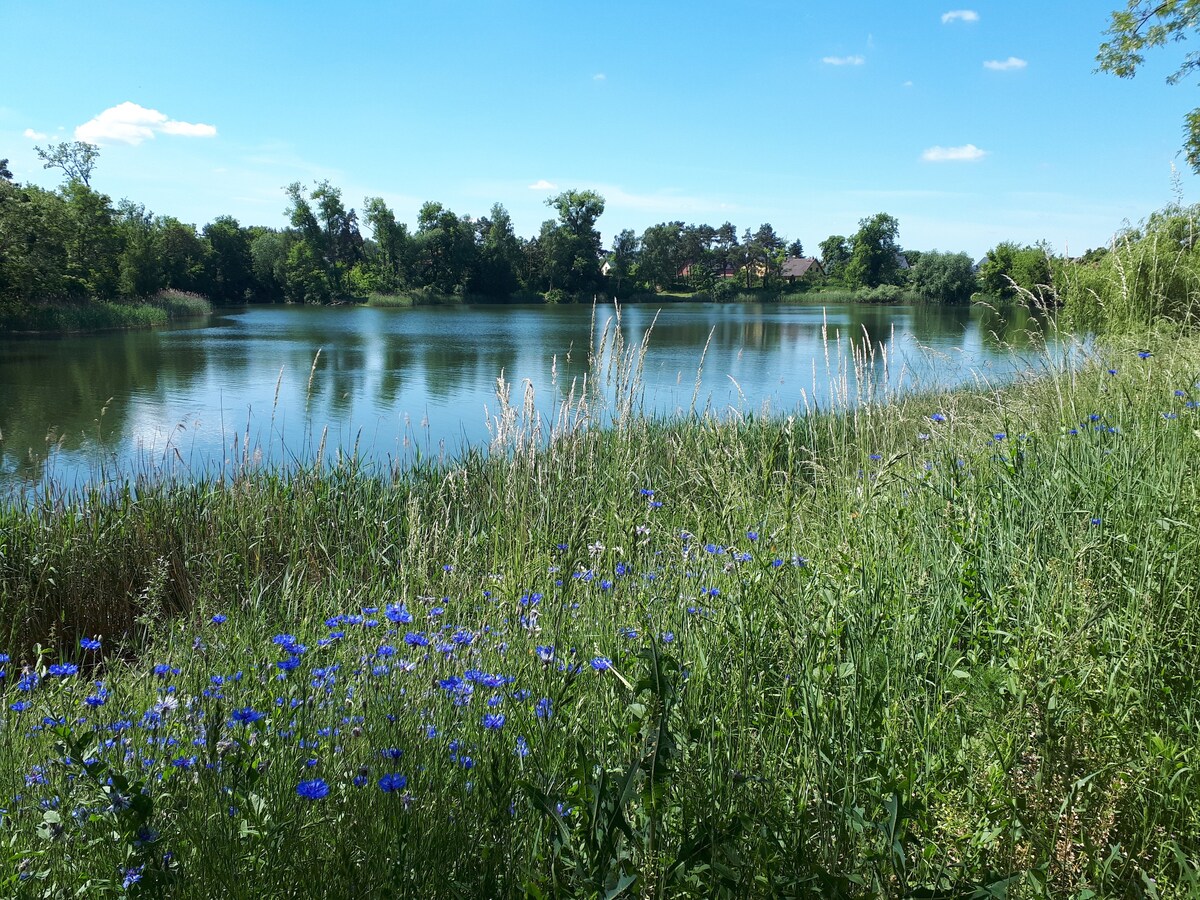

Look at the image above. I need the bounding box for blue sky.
[3,1,1198,259]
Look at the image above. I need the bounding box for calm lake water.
[0,302,1056,493]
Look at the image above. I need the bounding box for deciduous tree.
[1098,1,1200,169]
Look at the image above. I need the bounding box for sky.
[3,0,1199,260]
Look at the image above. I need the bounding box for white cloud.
[822,55,865,66]
[528,179,557,191]
[74,101,217,145]
[941,10,979,23]
[922,144,988,162]
[983,57,1027,71]
[23,128,48,140]
[902,80,914,88]
[593,73,606,81]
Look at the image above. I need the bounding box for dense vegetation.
[2,145,1040,332]
[1,324,1199,896]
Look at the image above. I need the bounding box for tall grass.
[1058,203,1200,332]
[1,325,1199,896]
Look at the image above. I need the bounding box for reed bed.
[0,319,1198,897]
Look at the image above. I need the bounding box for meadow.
[1,322,1198,897]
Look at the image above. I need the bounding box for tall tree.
[608,228,639,297]
[35,142,100,187]
[1098,2,1200,170]
[844,213,902,289]
[909,250,977,304]
[203,216,255,303]
[541,189,606,294]
[473,203,521,297]
[818,235,850,279]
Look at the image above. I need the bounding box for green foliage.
[1098,1,1200,169]
[819,235,851,281]
[3,337,1200,895]
[844,213,902,289]
[978,241,1054,302]
[909,250,978,304]
[1059,203,1200,330]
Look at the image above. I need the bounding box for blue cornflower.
[482,713,506,730]
[746,531,759,541]
[121,865,144,890]
[211,614,227,625]
[385,603,413,624]
[79,637,101,651]
[152,664,177,678]
[535,698,553,719]
[296,778,329,800]
[703,544,720,554]
[1090,517,1102,526]
[992,433,1006,442]
[930,412,947,423]
[404,632,430,647]
[619,627,638,640]
[590,657,612,672]
[869,453,882,461]
[277,655,302,673]
[515,735,529,758]
[231,707,265,726]
[380,747,403,760]
[660,632,675,644]
[47,663,78,678]
[1176,389,1187,397]
[536,645,554,663]
[379,773,407,792]
[1138,350,1152,360]
[1108,368,1118,375]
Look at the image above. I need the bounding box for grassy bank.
[1,334,1199,896]
[0,291,212,334]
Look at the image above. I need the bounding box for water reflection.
[0,302,1055,491]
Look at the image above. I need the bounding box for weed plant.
[0,322,1199,896]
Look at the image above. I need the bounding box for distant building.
[779,256,826,284]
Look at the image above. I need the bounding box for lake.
[0,301,1056,493]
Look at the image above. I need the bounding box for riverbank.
[0,290,212,334]
[1,335,1197,896]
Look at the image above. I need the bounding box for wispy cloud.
[528,179,557,191]
[922,144,988,162]
[941,10,979,23]
[75,101,217,145]
[593,73,606,81]
[22,128,48,140]
[822,55,865,66]
[902,80,914,88]
[983,57,1027,71]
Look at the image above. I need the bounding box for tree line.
[1,142,1066,328]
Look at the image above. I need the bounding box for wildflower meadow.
[1,331,1199,897]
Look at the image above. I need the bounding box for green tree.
[750,223,786,289]
[472,203,521,298]
[639,221,686,291]
[818,235,850,280]
[414,201,476,294]
[909,250,977,304]
[35,142,100,187]
[203,216,255,303]
[607,228,639,297]
[540,189,606,295]
[362,196,411,293]
[1098,1,1200,170]
[978,241,1054,302]
[844,213,901,289]
[115,200,162,298]
[787,239,805,258]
